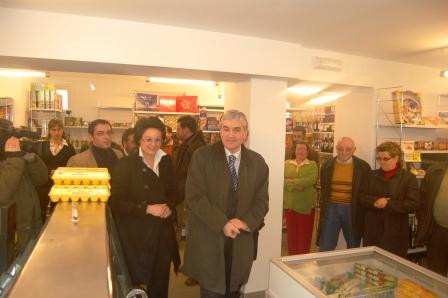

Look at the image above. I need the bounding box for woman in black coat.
[361,141,419,258]
[38,119,75,220]
[109,117,180,298]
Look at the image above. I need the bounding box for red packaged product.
[176,96,198,113]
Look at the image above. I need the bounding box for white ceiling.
[1,0,448,69]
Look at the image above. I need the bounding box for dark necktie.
[228,155,238,192]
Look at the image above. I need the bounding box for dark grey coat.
[0,155,48,252]
[183,142,269,294]
[416,161,448,245]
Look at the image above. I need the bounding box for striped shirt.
[330,161,354,204]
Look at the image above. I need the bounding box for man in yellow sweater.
[318,137,371,251]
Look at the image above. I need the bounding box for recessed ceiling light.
[0,69,47,77]
[147,77,216,87]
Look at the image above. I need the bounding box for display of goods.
[206,116,220,131]
[392,90,424,125]
[400,141,415,152]
[438,111,448,124]
[315,263,398,297]
[423,116,440,126]
[64,116,83,126]
[0,107,11,120]
[158,96,176,112]
[111,122,132,128]
[30,82,60,110]
[52,167,110,185]
[199,108,208,130]
[176,96,198,113]
[135,92,158,111]
[162,115,179,131]
[395,279,438,298]
[49,185,110,202]
[286,117,293,132]
[438,141,447,150]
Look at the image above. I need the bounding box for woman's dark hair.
[121,127,135,146]
[177,115,198,133]
[133,117,166,145]
[376,141,401,160]
[47,118,66,140]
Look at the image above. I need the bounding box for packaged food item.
[52,167,110,185]
[396,279,438,298]
[176,96,198,113]
[49,185,110,202]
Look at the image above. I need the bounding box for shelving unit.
[287,106,335,154]
[376,87,448,261]
[29,108,64,136]
[376,87,448,156]
[133,111,197,116]
[0,97,13,121]
[132,93,224,144]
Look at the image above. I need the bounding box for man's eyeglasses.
[376,157,392,161]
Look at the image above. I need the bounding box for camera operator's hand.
[4,136,21,152]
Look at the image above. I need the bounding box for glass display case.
[268,246,448,298]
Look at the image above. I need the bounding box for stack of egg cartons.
[49,167,111,202]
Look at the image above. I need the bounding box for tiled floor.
[168,239,200,298]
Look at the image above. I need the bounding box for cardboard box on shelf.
[176,96,198,113]
[158,96,176,112]
[135,92,158,111]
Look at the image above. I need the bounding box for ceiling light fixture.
[0,69,47,78]
[147,77,216,87]
[440,70,448,78]
[306,92,342,105]
[287,86,325,96]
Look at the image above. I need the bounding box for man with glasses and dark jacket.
[318,137,371,251]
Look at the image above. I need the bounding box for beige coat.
[67,147,123,167]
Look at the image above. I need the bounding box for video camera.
[0,126,48,156]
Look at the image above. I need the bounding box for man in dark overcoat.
[173,115,206,286]
[416,161,448,276]
[183,110,269,297]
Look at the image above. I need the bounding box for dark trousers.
[146,248,172,298]
[200,238,241,298]
[427,221,448,277]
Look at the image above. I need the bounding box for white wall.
[225,78,287,293]
[333,86,376,165]
[0,8,303,78]
[0,77,33,126]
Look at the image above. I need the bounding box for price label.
[404,152,421,162]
